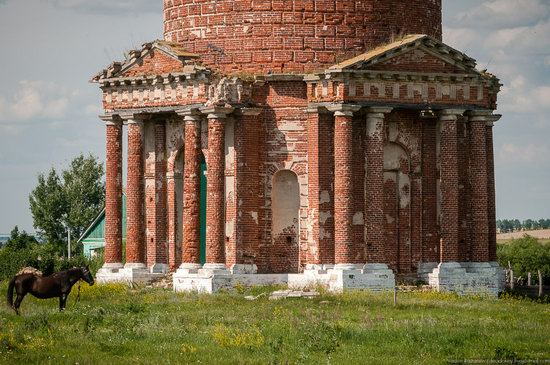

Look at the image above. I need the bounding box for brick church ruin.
[93,0,504,294]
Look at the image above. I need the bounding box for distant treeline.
[497,219,550,233]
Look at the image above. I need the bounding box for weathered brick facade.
[95,1,503,291]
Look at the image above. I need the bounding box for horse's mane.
[17,267,43,277]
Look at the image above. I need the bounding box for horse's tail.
[7,276,16,308]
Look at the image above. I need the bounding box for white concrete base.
[288,264,395,292]
[417,262,439,282]
[428,261,505,296]
[96,262,164,284]
[173,263,395,293]
[150,263,169,274]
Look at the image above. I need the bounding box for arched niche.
[383,142,412,274]
[271,169,300,273]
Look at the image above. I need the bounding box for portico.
[93,35,504,295]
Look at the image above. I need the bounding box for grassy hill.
[1,283,549,364]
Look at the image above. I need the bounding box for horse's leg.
[13,293,26,316]
[59,294,68,311]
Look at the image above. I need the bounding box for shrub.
[497,235,550,283]
[0,239,100,282]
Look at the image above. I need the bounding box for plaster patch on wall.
[386,214,395,224]
[226,219,235,237]
[225,176,235,204]
[278,121,304,131]
[367,120,381,137]
[320,190,330,204]
[399,172,411,208]
[319,211,332,224]
[249,211,258,224]
[388,122,399,142]
[353,212,364,225]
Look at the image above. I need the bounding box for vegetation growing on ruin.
[1,284,548,364]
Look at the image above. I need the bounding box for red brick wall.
[421,119,439,263]
[257,81,309,272]
[365,112,386,263]
[352,116,365,263]
[145,122,168,268]
[234,110,263,266]
[123,50,184,77]
[334,112,354,264]
[486,125,497,261]
[163,0,442,73]
[458,119,472,262]
[439,115,460,262]
[371,50,464,73]
[470,120,489,262]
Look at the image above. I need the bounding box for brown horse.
[7,266,95,315]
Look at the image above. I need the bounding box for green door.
[200,157,207,265]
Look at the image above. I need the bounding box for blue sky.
[0,0,549,233]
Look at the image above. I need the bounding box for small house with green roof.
[78,193,126,258]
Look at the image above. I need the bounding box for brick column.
[146,120,168,273]
[179,110,203,270]
[103,117,123,268]
[439,109,465,262]
[166,169,179,271]
[234,108,263,273]
[328,104,360,267]
[125,118,146,268]
[468,110,493,262]
[486,114,501,262]
[203,107,233,270]
[306,107,335,266]
[365,107,392,263]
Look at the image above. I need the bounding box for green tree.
[497,235,550,282]
[5,226,38,251]
[29,168,68,250]
[63,154,105,240]
[29,154,104,255]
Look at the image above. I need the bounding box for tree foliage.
[497,235,550,283]
[63,154,105,240]
[496,219,550,233]
[29,154,104,255]
[5,226,38,251]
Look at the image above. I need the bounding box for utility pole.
[68,227,71,260]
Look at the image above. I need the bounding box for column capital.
[326,103,361,117]
[176,108,202,122]
[486,114,502,126]
[200,106,234,119]
[99,115,122,126]
[365,106,393,115]
[466,109,495,123]
[439,109,466,122]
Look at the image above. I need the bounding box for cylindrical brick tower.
[163,0,442,73]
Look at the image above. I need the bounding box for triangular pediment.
[330,34,481,75]
[92,40,199,82]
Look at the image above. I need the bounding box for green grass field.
[1,283,549,364]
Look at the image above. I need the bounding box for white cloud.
[484,20,550,52]
[84,103,102,116]
[497,143,550,163]
[0,80,74,124]
[453,0,550,29]
[442,27,478,51]
[41,0,161,15]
